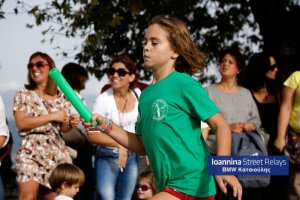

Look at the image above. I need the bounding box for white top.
[54,195,73,200]
[0,95,9,148]
[92,88,140,133]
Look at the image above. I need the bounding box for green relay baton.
[49,68,97,125]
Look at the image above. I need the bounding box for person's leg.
[116,152,138,200]
[0,176,4,200]
[95,152,118,200]
[18,181,39,200]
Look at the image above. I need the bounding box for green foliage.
[14,0,261,83]
[0,0,6,19]
[0,11,4,19]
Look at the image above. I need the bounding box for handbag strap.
[131,88,140,101]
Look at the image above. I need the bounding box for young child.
[136,170,157,200]
[49,163,85,200]
[85,15,242,200]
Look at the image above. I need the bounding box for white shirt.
[92,88,140,133]
[54,195,73,200]
[0,95,9,148]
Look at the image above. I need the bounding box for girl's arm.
[206,113,231,155]
[86,114,146,156]
[87,131,124,147]
[206,113,243,200]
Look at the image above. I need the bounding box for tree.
[11,0,300,83]
[0,0,6,19]
[250,0,300,82]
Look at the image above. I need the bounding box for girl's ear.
[171,52,179,59]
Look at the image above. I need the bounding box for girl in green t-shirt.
[85,15,242,200]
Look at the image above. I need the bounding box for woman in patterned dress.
[13,52,79,200]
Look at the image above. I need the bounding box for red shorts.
[162,187,215,200]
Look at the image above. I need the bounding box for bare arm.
[206,113,231,155]
[0,136,7,149]
[206,113,242,200]
[14,110,70,133]
[86,114,146,155]
[274,86,295,151]
[87,131,123,147]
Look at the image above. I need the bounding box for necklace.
[116,93,128,128]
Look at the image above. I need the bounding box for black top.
[253,96,279,149]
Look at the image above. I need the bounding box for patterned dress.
[13,88,72,188]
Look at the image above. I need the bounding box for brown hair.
[49,163,85,192]
[137,170,157,194]
[219,46,245,82]
[149,15,207,76]
[25,51,57,95]
[109,54,137,88]
[61,62,89,91]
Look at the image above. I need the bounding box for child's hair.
[137,170,157,194]
[49,163,85,192]
[149,15,207,76]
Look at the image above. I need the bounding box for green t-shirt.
[136,71,219,197]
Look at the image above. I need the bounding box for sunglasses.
[269,64,277,71]
[136,184,150,191]
[27,61,48,69]
[107,68,130,77]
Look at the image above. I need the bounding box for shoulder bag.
[231,131,270,188]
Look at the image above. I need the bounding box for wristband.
[104,119,113,134]
[98,117,114,134]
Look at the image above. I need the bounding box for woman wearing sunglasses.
[239,52,287,199]
[88,55,140,200]
[13,52,78,200]
[240,52,280,153]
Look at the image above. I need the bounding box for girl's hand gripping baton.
[49,68,97,125]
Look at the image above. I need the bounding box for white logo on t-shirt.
[152,99,168,120]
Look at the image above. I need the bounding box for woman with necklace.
[88,55,140,200]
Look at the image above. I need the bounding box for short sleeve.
[181,80,220,121]
[284,71,300,89]
[13,88,28,112]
